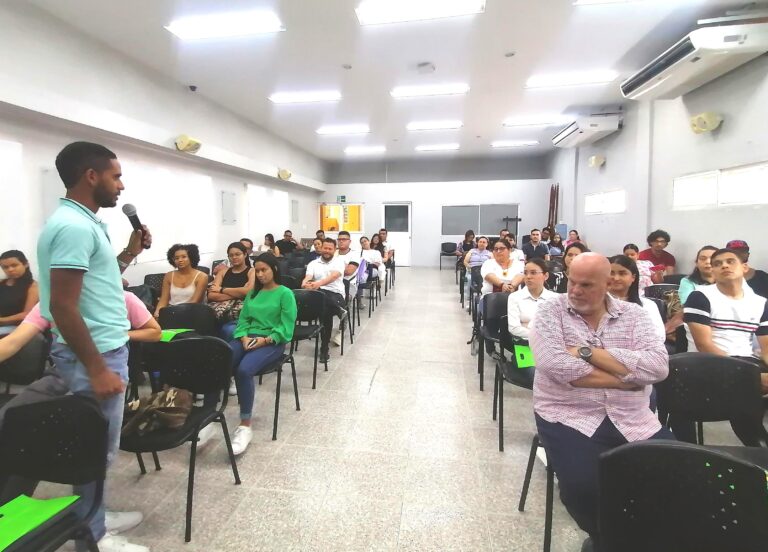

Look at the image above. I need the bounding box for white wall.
[322,180,554,267]
[548,54,768,271]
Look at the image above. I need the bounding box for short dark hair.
[166,243,200,268]
[493,238,513,250]
[323,238,337,247]
[379,228,387,232]
[284,229,293,235]
[500,228,509,235]
[240,238,254,248]
[338,231,350,238]
[316,230,325,236]
[531,228,540,234]
[0,249,33,287]
[710,248,744,265]
[623,243,640,253]
[525,258,549,275]
[55,142,117,189]
[646,229,671,245]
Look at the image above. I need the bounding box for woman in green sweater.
[229,253,297,455]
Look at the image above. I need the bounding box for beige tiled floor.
[42,267,740,551]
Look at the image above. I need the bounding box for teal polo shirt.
[37,198,129,353]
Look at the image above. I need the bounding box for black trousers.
[318,289,346,350]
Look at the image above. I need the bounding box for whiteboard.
[442,205,479,235]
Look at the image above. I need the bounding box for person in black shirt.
[726,240,768,299]
[522,229,550,261]
[275,229,303,255]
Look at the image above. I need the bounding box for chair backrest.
[663,274,685,285]
[288,266,306,282]
[598,440,768,552]
[469,266,483,290]
[545,259,564,274]
[143,273,165,295]
[125,284,157,311]
[645,296,667,322]
[281,275,299,290]
[440,242,456,254]
[481,292,511,333]
[0,332,50,386]
[197,265,210,275]
[292,289,325,324]
[656,353,768,446]
[148,336,232,399]
[158,303,218,336]
[288,256,307,269]
[643,283,679,300]
[0,395,107,486]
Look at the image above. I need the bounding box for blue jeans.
[50,341,129,548]
[229,338,285,420]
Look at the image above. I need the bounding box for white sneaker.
[228,380,237,396]
[195,424,216,448]
[231,425,253,456]
[97,535,150,552]
[105,511,143,536]
[331,329,342,347]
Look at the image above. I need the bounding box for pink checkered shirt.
[530,293,669,441]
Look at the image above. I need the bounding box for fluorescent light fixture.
[269,91,342,104]
[316,124,370,135]
[415,143,460,152]
[525,70,619,89]
[406,120,463,131]
[165,10,285,40]
[574,0,639,5]
[491,140,540,148]
[345,145,387,155]
[356,0,485,25]
[503,115,573,127]
[391,83,470,98]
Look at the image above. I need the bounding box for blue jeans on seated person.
[228,337,286,420]
[50,341,129,550]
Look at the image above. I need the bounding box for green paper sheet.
[513,344,535,369]
[0,494,79,550]
[160,328,194,342]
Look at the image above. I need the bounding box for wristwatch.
[578,346,593,363]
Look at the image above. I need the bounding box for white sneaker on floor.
[331,329,342,347]
[97,535,150,552]
[195,424,216,448]
[230,425,253,456]
[228,380,237,396]
[105,511,143,536]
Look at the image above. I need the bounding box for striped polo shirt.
[683,284,768,357]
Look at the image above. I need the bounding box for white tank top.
[169,271,202,305]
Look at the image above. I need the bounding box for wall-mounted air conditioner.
[621,23,768,101]
[552,115,621,149]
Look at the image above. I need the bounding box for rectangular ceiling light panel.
[269,91,342,104]
[165,10,285,40]
[356,0,485,25]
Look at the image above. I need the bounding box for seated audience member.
[360,236,384,279]
[302,238,347,363]
[333,231,360,346]
[456,230,476,258]
[684,248,768,393]
[565,229,583,248]
[638,229,676,274]
[275,229,303,255]
[207,242,255,328]
[154,243,207,318]
[548,233,564,256]
[623,243,661,293]
[522,228,550,261]
[531,253,673,543]
[254,233,281,257]
[316,229,326,240]
[240,238,254,256]
[507,259,557,340]
[608,255,666,341]
[370,234,387,260]
[228,254,297,455]
[307,238,323,262]
[678,245,717,303]
[0,250,39,336]
[379,228,393,256]
[463,236,492,269]
[726,240,768,299]
[547,242,589,293]
[507,234,526,264]
[499,228,511,242]
[480,238,524,296]
[541,227,552,245]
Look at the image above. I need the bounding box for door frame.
[381,201,412,267]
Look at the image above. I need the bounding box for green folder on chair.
[513,344,535,369]
[159,328,194,343]
[0,494,79,550]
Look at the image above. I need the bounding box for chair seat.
[293,325,321,341]
[4,508,83,552]
[480,327,501,343]
[258,354,291,377]
[707,445,768,470]
[497,359,535,390]
[120,405,219,453]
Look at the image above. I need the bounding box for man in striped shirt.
[530,253,673,542]
[684,248,768,392]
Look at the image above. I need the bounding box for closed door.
[382,203,411,266]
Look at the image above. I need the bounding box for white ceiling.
[28,0,747,161]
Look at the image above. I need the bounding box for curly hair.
[166,243,200,268]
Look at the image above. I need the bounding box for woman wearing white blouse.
[508,259,558,340]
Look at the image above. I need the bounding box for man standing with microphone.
[37,142,152,552]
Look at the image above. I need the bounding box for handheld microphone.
[121,204,150,249]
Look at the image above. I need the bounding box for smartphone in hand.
[247,337,258,349]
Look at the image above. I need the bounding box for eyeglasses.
[493,247,508,252]
[338,237,350,241]
[523,271,544,276]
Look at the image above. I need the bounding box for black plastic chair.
[287,256,307,270]
[119,336,241,542]
[656,353,768,447]
[357,265,379,319]
[291,290,326,389]
[467,266,483,317]
[288,266,306,282]
[645,296,667,322]
[143,272,165,298]
[256,353,300,441]
[663,274,685,285]
[439,242,456,270]
[494,331,535,451]
[598,440,768,552]
[476,292,510,392]
[281,275,299,290]
[643,283,679,300]
[0,332,50,408]
[0,396,106,552]
[518,433,555,552]
[158,303,218,336]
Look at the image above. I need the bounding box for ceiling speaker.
[174,135,201,154]
[277,168,292,180]
[690,112,723,134]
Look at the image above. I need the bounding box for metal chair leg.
[135,452,147,475]
[152,451,161,471]
[544,461,554,552]
[312,336,319,389]
[272,367,282,441]
[518,434,540,512]
[290,358,300,411]
[219,415,241,484]
[185,439,198,542]
[492,364,499,421]
[478,336,485,391]
[498,372,504,452]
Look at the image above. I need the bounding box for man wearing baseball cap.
[726,240,768,299]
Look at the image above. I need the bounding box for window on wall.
[320,204,363,232]
[584,190,626,215]
[672,161,768,210]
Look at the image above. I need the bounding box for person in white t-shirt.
[333,231,360,346]
[684,248,768,391]
[302,238,347,363]
[607,255,666,342]
[480,238,524,297]
[508,259,558,340]
[360,236,384,279]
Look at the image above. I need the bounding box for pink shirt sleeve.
[22,304,51,332]
[124,291,153,329]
